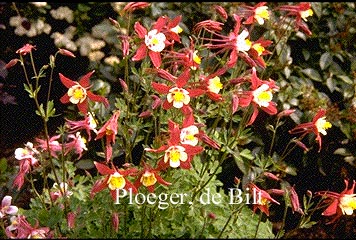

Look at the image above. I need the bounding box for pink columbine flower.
[5,215,51,239]
[65,112,98,141]
[0,196,18,218]
[16,43,36,55]
[315,179,356,224]
[35,134,62,158]
[289,108,332,152]
[95,110,121,162]
[90,161,138,201]
[134,162,171,193]
[13,142,40,190]
[64,132,88,159]
[59,70,109,116]
[237,67,279,125]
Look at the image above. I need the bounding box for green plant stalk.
[254,211,263,238]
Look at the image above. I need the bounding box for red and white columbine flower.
[90,161,138,201]
[132,16,172,68]
[151,68,205,112]
[276,2,314,36]
[59,70,109,116]
[289,108,332,152]
[315,179,356,224]
[237,67,279,125]
[199,15,259,68]
[237,2,270,25]
[198,67,227,101]
[145,119,204,169]
[180,107,221,149]
[134,162,171,193]
[248,183,280,216]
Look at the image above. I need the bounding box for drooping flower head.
[248,183,280,216]
[59,70,109,116]
[13,142,40,190]
[95,110,121,162]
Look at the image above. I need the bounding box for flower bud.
[59,48,76,58]
[5,59,19,69]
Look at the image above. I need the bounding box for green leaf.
[337,75,353,84]
[320,52,332,70]
[301,68,322,82]
[35,103,45,118]
[75,159,95,170]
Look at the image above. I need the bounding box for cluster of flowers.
[3,2,355,238]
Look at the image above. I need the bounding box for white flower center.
[68,84,87,104]
[252,84,273,107]
[315,117,332,135]
[167,87,190,108]
[164,145,187,168]
[180,125,199,146]
[144,29,166,52]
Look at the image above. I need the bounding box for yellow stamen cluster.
[252,43,265,56]
[253,84,273,107]
[300,9,313,22]
[145,29,166,52]
[167,87,190,109]
[164,146,187,168]
[140,171,157,187]
[254,6,269,25]
[107,172,126,190]
[339,194,356,215]
[68,84,87,104]
[315,117,332,135]
[208,76,223,94]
